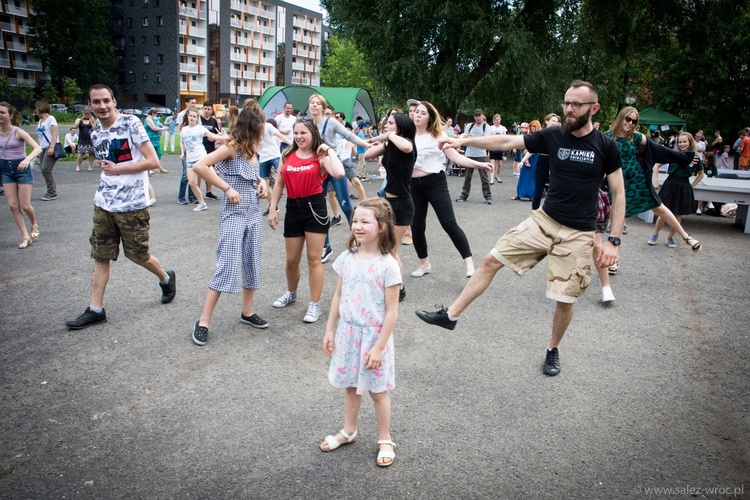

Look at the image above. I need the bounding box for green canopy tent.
[258,86,377,126]
[637,107,686,129]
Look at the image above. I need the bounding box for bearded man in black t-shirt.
[416,80,626,377]
[200,101,222,200]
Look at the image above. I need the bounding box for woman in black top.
[73,110,94,171]
[366,112,417,300]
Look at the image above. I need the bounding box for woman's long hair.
[611,106,639,141]
[0,101,20,126]
[226,99,265,161]
[391,112,415,141]
[418,101,443,138]
[281,118,322,164]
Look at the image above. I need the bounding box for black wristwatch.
[607,236,621,246]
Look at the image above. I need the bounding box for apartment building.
[0,0,49,89]
[113,0,328,111]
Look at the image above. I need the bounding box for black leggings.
[410,172,472,260]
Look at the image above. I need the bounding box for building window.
[129,71,136,82]
[130,54,136,62]
[154,0,159,6]
[156,54,163,64]
[142,35,147,44]
[127,18,133,28]
[129,36,135,47]
[144,55,150,64]
[142,17,148,27]
[154,35,160,45]
[155,72,161,83]
[156,16,163,25]
[143,73,148,81]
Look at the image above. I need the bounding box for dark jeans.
[323,173,352,247]
[411,172,472,260]
[41,154,58,197]
[461,156,492,199]
[178,157,197,202]
[531,154,550,210]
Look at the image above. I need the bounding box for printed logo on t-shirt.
[94,137,133,163]
[286,163,315,172]
[557,148,595,163]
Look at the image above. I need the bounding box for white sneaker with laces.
[303,302,321,323]
[602,286,615,303]
[273,290,296,308]
[411,265,432,277]
[193,203,208,212]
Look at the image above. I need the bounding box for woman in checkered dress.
[189,100,270,346]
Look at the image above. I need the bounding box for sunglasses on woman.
[624,116,638,124]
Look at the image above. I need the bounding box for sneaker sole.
[66,318,107,330]
[303,316,320,323]
[272,300,295,308]
[240,317,269,328]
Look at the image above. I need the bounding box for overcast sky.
[284,0,324,14]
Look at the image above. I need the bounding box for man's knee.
[481,252,504,271]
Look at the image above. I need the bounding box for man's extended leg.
[543,301,574,376]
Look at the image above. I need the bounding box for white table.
[637,175,750,233]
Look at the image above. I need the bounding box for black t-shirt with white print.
[524,127,622,231]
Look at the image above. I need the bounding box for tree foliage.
[62,77,82,106]
[28,0,117,92]
[322,0,749,131]
[40,82,58,103]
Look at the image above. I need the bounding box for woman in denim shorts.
[0,102,43,249]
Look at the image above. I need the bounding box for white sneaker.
[303,302,321,323]
[465,266,475,278]
[193,203,207,212]
[411,264,432,277]
[602,286,615,303]
[273,290,296,308]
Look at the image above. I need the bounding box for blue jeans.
[323,174,352,247]
[178,157,197,202]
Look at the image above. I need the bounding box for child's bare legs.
[305,232,327,302]
[327,190,340,218]
[241,288,256,317]
[390,225,408,281]
[320,387,362,450]
[653,205,689,240]
[284,236,305,293]
[370,391,393,466]
[199,288,221,328]
[187,168,206,205]
[350,176,366,200]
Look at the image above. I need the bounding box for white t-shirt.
[64,133,78,148]
[36,116,58,148]
[180,124,209,164]
[489,124,507,136]
[463,122,489,157]
[274,113,296,138]
[90,114,150,213]
[414,132,449,174]
[258,123,282,162]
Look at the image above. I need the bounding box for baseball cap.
[473,108,484,115]
[407,99,421,107]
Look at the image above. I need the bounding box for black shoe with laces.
[66,307,107,330]
[240,313,269,329]
[415,306,456,330]
[160,270,176,303]
[321,245,333,263]
[331,215,342,227]
[262,206,270,216]
[192,321,208,345]
[205,192,219,200]
[399,286,406,302]
[543,348,560,376]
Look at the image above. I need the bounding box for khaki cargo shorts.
[90,206,151,263]
[490,209,593,303]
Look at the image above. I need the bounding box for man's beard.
[563,110,591,133]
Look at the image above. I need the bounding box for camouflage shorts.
[490,209,593,303]
[90,206,151,263]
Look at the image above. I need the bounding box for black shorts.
[489,150,503,160]
[385,194,414,227]
[284,193,330,237]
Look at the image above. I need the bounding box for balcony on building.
[291,77,309,85]
[5,40,26,52]
[0,55,11,68]
[13,59,42,71]
[6,2,27,17]
[183,44,206,56]
[179,5,199,18]
[1,17,16,32]
[180,62,200,73]
[8,75,35,85]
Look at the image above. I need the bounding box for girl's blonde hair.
[417,101,444,138]
[611,106,639,141]
[678,131,697,151]
[346,198,397,254]
[309,93,328,112]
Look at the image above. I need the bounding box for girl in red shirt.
[268,119,345,323]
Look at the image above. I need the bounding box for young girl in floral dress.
[321,198,401,467]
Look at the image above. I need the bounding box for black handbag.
[39,128,67,159]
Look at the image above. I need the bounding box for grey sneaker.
[647,235,658,245]
[66,307,107,330]
[40,194,58,201]
[272,290,296,308]
[667,237,676,248]
[303,302,322,323]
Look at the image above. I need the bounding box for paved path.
[1,155,748,498]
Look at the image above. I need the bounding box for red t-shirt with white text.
[280,151,326,199]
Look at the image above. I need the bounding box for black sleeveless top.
[78,117,93,145]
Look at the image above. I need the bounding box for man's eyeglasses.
[561,101,596,110]
[624,116,638,125]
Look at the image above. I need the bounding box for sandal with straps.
[684,235,701,252]
[18,237,32,249]
[320,429,357,452]
[377,439,396,467]
[30,224,40,239]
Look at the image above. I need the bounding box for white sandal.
[377,439,396,467]
[320,429,357,452]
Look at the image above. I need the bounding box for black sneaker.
[160,270,176,304]
[349,193,358,200]
[331,215,342,227]
[192,321,208,346]
[322,245,333,263]
[262,206,270,216]
[543,348,560,376]
[66,307,107,330]
[205,192,219,200]
[399,286,406,302]
[240,313,269,329]
[415,306,456,330]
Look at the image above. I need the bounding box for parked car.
[140,106,173,117]
[71,104,89,114]
[50,103,68,113]
[121,108,144,117]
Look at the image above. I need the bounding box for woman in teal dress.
[606,106,701,251]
